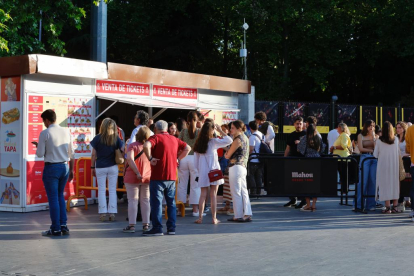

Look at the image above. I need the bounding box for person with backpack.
[255,111,276,153]
[247,121,268,197]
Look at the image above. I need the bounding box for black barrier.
[248,153,344,197]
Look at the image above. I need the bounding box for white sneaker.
[192,212,207,217]
[204,207,210,213]
[409,210,414,218]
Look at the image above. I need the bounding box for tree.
[0,0,86,57]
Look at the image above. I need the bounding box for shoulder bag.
[204,155,223,183]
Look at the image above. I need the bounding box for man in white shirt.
[327,124,340,154]
[128,110,154,146]
[255,111,276,152]
[33,109,74,236]
[247,121,265,197]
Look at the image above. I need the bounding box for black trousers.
[247,162,263,195]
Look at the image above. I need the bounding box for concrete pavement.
[1,197,413,276]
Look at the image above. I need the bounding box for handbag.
[115,148,124,164]
[204,155,224,183]
[399,154,406,182]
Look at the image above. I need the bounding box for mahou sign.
[153,85,197,100]
[96,80,150,96]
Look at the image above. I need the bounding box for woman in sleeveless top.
[178,111,202,216]
[354,120,378,211]
[225,120,252,222]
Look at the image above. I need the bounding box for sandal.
[382,207,391,214]
[195,218,203,224]
[391,206,402,213]
[243,216,252,222]
[99,214,106,222]
[142,224,150,231]
[311,207,317,212]
[108,214,116,221]
[300,206,312,212]
[123,225,135,233]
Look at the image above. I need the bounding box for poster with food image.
[222,111,237,125]
[0,153,20,178]
[1,102,20,127]
[26,161,47,205]
[1,76,21,102]
[1,127,20,154]
[0,179,20,205]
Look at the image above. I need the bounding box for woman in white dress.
[194,122,233,224]
[374,121,401,213]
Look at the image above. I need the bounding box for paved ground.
[1,197,414,276]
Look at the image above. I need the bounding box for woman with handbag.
[194,122,232,224]
[90,118,124,221]
[123,126,152,232]
[224,120,253,222]
[374,121,402,213]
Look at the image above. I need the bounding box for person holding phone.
[34,109,74,236]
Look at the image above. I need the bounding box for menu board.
[0,76,22,206]
[27,96,93,156]
[68,98,93,154]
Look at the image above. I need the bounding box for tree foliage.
[0,0,86,56]
[1,0,414,106]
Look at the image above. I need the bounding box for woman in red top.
[123,126,152,233]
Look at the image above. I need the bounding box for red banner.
[28,95,43,104]
[153,85,197,99]
[28,113,42,124]
[28,124,43,155]
[28,104,43,112]
[96,80,150,96]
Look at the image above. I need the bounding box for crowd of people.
[34,107,414,237]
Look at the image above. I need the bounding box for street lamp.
[331,95,338,129]
[240,19,249,80]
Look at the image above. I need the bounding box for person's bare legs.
[312,197,317,211]
[210,185,220,224]
[196,187,208,223]
[192,204,199,214]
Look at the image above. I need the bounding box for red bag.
[208,169,223,183]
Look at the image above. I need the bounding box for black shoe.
[167,229,176,235]
[295,201,307,209]
[284,199,297,207]
[143,229,164,236]
[42,229,62,236]
[61,225,70,235]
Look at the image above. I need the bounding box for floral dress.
[228,135,248,168]
[297,134,325,157]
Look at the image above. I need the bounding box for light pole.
[240,19,249,80]
[331,95,338,129]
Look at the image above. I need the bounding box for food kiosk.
[0,54,251,212]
